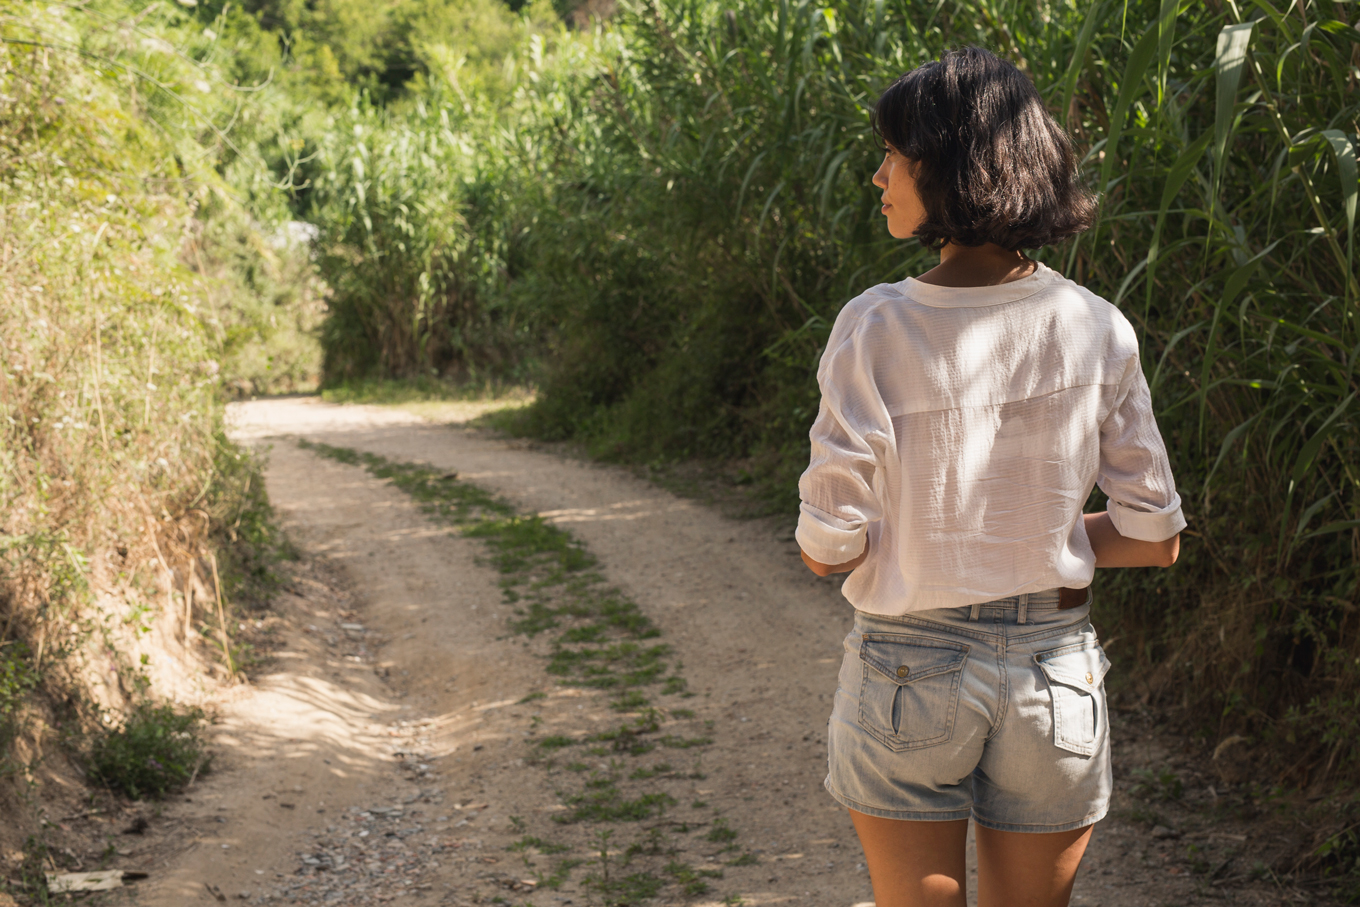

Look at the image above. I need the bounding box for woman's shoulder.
[1037,270,1138,344]
[830,282,906,332]
[845,281,907,314]
[820,283,905,353]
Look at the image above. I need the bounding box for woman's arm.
[801,514,1177,577]
[801,544,869,577]
[1084,511,1179,568]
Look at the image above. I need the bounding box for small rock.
[1151,825,1180,839]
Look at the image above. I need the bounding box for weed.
[509,835,570,855]
[0,641,38,764]
[583,828,666,904]
[612,690,650,711]
[588,871,665,906]
[1184,843,1210,875]
[536,857,583,889]
[665,861,713,895]
[727,852,758,866]
[706,818,738,843]
[321,377,526,407]
[1309,823,1360,901]
[89,703,208,800]
[1126,805,1163,827]
[628,762,672,780]
[561,790,677,824]
[1129,767,1184,802]
[662,675,689,696]
[659,734,713,749]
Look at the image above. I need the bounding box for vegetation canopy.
[291,0,1360,794]
[2,0,1358,868]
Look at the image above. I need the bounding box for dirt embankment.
[75,397,1331,907]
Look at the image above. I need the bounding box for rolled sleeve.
[1097,353,1186,543]
[1107,492,1187,542]
[796,502,868,566]
[796,312,889,565]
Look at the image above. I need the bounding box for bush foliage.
[89,703,208,800]
[296,0,1360,784]
[3,0,1356,792]
[0,0,301,785]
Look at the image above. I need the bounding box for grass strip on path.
[297,440,752,906]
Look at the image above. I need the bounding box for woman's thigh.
[848,810,1094,907]
[974,822,1093,907]
[849,810,969,907]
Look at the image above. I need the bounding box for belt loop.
[969,600,982,622]
[1017,593,1028,625]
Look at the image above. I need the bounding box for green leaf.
[1290,391,1357,488]
[1058,0,1106,123]
[1301,520,1360,542]
[1144,131,1213,322]
[1213,22,1254,175]
[1097,20,1163,195]
[1320,129,1356,279]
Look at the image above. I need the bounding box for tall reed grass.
[1063,0,1359,784]
[306,0,1360,782]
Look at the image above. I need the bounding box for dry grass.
[0,4,294,863]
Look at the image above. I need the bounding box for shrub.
[302,0,1360,784]
[89,704,209,800]
[0,643,38,762]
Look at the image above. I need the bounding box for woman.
[796,47,1184,907]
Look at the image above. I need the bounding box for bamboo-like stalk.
[183,559,196,648]
[208,552,234,677]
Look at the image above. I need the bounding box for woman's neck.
[915,242,1036,288]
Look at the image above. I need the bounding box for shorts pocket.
[1035,640,1112,757]
[857,634,969,752]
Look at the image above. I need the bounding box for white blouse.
[795,262,1185,615]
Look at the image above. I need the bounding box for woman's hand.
[1084,512,1179,568]
[801,543,869,577]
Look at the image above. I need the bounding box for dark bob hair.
[871,47,1096,251]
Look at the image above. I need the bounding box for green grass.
[509,835,571,855]
[705,819,738,844]
[320,377,525,405]
[561,790,677,823]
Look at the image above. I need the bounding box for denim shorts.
[824,590,1112,833]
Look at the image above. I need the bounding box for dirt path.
[125,397,1316,907]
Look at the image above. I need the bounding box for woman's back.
[797,262,1183,614]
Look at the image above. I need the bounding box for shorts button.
[896,666,909,678]
[1085,672,1094,684]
